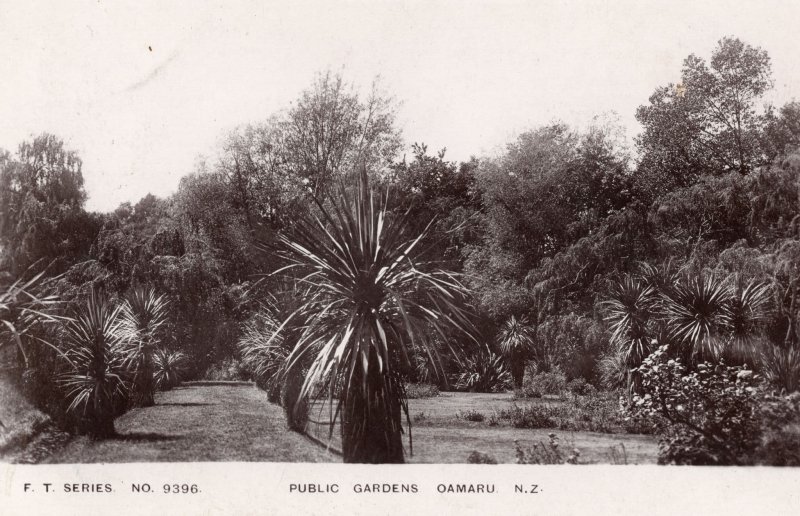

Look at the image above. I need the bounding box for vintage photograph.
[2,0,800,479]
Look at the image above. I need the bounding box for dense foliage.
[2,38,800,462]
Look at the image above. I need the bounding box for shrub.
[567,377,596,396]
[454,347,512,393]
[204,357,249,381]
[513,385,542,399]
[518,366,567,397]
[499,403,563,429]
[501,393,653,434]
[458,409,486,422]
[623,345,762,465]
[405,383,440,399]
[762,343,800,393]
[467,451,497,464]
[754,392,800,466]
[515,434,580,464]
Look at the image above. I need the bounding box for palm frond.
[275,169,475,462]
[59,291,129,437]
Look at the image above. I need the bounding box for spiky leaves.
[0,268,63,368]
[661,275,732,361]
[276,170,474,463]
[454,346,512,393]
[153,349,189,391]
[59,292,128,438]
[605,275,657,369]
[118,287,170,407]
[498,315,535,388]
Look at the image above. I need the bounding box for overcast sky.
[2,0,799,212]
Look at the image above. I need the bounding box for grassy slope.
[43,384,335,463]
[307,392,659,464]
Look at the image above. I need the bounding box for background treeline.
[2,38,800,434]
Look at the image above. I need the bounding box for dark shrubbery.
[514,366,567,399]
[458,409,486,422]
[467,451,497,464]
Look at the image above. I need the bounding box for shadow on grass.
[111,432,181,442]
[157,402,214,407]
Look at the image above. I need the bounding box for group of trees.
[2,37,800,462]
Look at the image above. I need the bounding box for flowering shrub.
[623,345,762,465]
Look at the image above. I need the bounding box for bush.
[204,357,249,381]
[762,344,800,393]
[458,409,486,422]
[516,366,567,398]
[501,392,654,434]
[499,403,564,429]
[405,383,440,399]
[515,434,580,464]
[754,392,800,466]
[453,348,512,393]
[567,377,596,396]
[467,451,497,464]
[623,345,762,465]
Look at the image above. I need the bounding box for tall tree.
[282,71,402,198]
[635,37,773,197]
[0,134,91,274]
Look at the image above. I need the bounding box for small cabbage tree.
[153,349,189,391]
[276,170,474,463]
[603,275,657,392]
[119,287,169,407]
[498,315,535,388]
[59,292,129,438]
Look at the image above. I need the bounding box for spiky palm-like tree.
[59,292,129,438]
[276,170,474,463]
[0,268,63,367]
[153,349,189,391]
[498,315,535,388]
[119,287,169,407]
[604,275,657,392]
[661,274,733,362]
[453,346,512,393]
[238,282,312,430]
[723,280,771,365]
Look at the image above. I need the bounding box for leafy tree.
[283,71,402,198]
[0,134,93,274]
[635,37,773,197]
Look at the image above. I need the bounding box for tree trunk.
[136,352,156,407]
[282,367,308,432]
[340,351,405,463]
[510,351,526,389]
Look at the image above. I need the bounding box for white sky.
[1,0,799,212]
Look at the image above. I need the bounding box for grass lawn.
[6,384,658,464]
[37,384,336,463]
[307,392,660,464]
